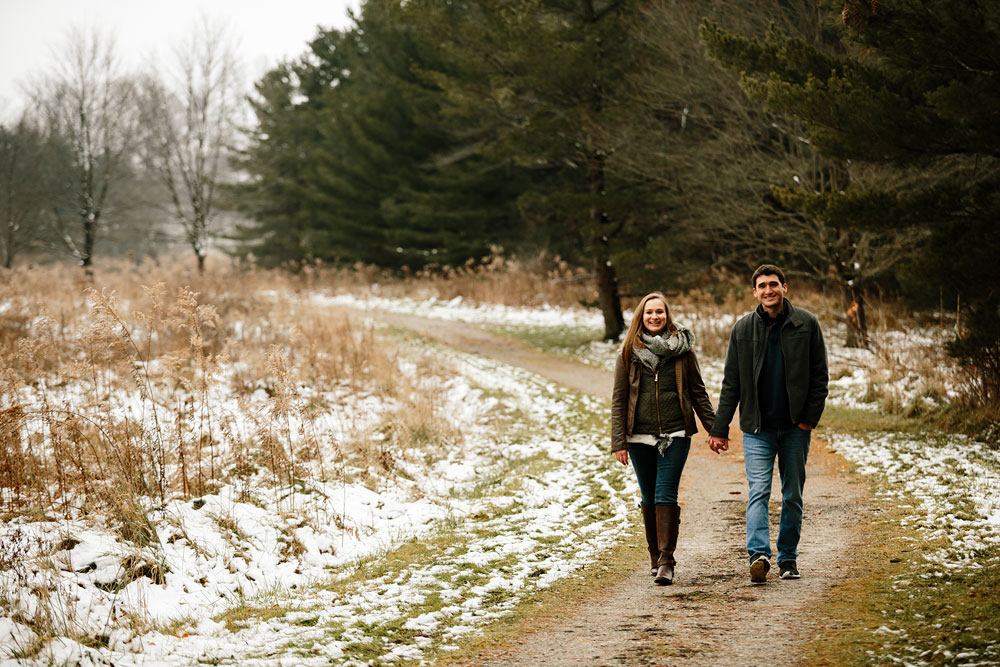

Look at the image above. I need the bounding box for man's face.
[753,274,787,311]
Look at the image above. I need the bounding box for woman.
[612,292,715,585]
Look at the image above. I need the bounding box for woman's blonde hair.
[621,292,678,361]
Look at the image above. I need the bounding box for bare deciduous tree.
[141,19,243,273]
[33,27,140,278]
[763,159,928,349]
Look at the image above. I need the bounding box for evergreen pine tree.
[410,0,672,338]
[237,0,528,270]
[702,0,1000,375]
[230,63,322,268]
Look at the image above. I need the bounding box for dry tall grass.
[0,256,456,541]
[0,252,971,531]
[355,247,596,306]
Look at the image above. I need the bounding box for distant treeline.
[1,1,998,402]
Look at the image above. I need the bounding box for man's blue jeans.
[742,427,811,563]
[628,438,691,506]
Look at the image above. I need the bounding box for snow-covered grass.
[820,428,1000,665]
[334,291,1000,663]
[0,279,632,665]
[831,430,1000,566]
[2,346,628,666]
[1,261,991,665]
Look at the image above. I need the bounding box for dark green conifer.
[236,0,527,270]
[410,0,667,338]
[702,0,1000,380]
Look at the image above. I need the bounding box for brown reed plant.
[355,247,596,307]
[0,267,237,532]
[262,346,300,489]
[0,255,483,653]
[0,406,41,511]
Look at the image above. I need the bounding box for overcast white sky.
[0,0,358,121]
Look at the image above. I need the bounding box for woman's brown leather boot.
[654,505,681,585]
[641,503,658,576]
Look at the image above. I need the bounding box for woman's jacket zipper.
[654,368,663,434]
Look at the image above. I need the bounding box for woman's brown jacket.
[611,349,716,452]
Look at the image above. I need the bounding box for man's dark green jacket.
[709,300,828,437]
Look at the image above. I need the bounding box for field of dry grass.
[0,257,459,535]
[0,253,635,662]
[0,253,969,535]
[0,252,979,653]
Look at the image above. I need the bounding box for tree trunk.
[2,226,10,268]
[594,251,624,340]
[842,283,869,349]
[83,216,96,282]
[587,142,623,340]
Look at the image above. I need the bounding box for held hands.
[708,436,729,454]
[614,449,629,466]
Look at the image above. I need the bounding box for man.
[707,264,828,583]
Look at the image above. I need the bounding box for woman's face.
[642,298,668,335]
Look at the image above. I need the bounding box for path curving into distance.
[360,308,865,667]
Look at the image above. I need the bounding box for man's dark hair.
[751,264,786,287]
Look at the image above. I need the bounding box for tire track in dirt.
[356,309,865,666]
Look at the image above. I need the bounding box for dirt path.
[362,309,865,666]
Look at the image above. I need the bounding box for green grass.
[797,404,1000,666]
[488,324,603,354]
[424,522,648,666]
[922,402,1000,445]
[798,502,1000,665]
[818,403,926,436]
[313,505,564,663]
[215,595,294,633]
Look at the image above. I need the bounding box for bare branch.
[139,17,245,272]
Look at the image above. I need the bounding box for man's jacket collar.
[754,299,804,328]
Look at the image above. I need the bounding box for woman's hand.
[614,450,629,466]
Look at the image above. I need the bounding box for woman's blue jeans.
[628,437,691,506]
[742,427,811,563]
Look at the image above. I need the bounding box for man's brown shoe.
[750,554,770,584]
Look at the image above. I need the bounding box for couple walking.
[611,264,829,585]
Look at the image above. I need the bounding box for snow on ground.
[329,295,996,569]
[1,291,985,665]
[320,293,602,330]
[829,432,1000,565]
[329,292,961,413]
[0,332,632,666]
[827,430,1000,665]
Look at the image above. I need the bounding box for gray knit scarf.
[631,328,694,371]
